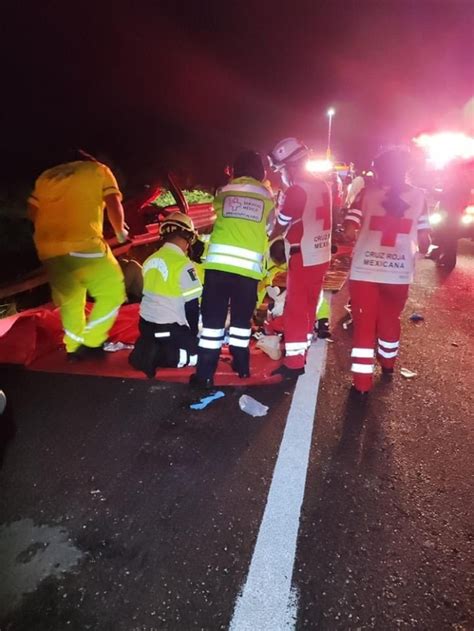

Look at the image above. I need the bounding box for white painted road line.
[230,338,328,631]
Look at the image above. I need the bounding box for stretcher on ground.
[0,303,283,386]
[0,177,351,385]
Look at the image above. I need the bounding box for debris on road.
[189,391,225,410]
[451,342,459,347]
[400,368,418,379]
[239,394,269,417]
[342,304,353,330]
[104,342,135,352]
[409,313,425,322]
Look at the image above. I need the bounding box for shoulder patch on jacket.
[187,268,198,282]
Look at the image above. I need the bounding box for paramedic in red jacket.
[344,147,431,398]
[268,138,332,380]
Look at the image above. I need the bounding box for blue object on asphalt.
[409,313,425,322]
[190,390,225,410]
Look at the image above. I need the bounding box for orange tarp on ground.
[0,304,282,386]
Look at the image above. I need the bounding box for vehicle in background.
[429,198,474,269]
[411,132,474,269]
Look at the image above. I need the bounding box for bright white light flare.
[306,158,333,173]
[429,212,443,225]
[413,131,474,169]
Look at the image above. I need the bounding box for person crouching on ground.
[129,212,202,378]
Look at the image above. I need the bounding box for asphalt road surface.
[0,241,473,631]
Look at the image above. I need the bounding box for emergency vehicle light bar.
[306,158,333,173]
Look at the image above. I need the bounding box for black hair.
[233,150,265,181]
[373,148,410,186]
[374,149,411,218]
[269,238,286,265]
[162,227,194,243]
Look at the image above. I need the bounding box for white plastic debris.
[342,304,353,330]
[103,342,134,352]
[342,318,352,330]
[270,290,287,318]
[256,335,282,360]
[239,395,269,417]
[400,368,417,379]
[266,285,281,300]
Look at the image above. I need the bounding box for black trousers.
[129,318,198,378]
[196,269,258,380]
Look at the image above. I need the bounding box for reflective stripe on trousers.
[64,330,84,344]
[378,338,399,358]
[199,327,225,350]
[228,326,251,349]
[351,363,374,374]
[351,347,374,359]
[285,341,308,357]
[351,347,374,374]
[44,247,125,352]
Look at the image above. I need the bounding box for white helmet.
[160,211,197,241]
[268,138,309,171]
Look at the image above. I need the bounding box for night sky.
[1,0,473,187]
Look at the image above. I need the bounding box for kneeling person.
[129,212,202,378]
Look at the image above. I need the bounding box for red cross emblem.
[230,197,242,212]
[369,215,413,247]
[315,192,331,230]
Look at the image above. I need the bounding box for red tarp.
[0,304,282,386]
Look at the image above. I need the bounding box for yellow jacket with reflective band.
[204,177,274,280]
[257,258,287,306]
[140,242,202,326]
[28,160,122,260]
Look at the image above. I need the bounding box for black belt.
[289,244,301,255]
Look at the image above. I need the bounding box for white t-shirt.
[345,175,365,207]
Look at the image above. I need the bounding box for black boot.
[189,374,214,390]
[230,346,250,378]
[381,366,394,381]
[315,318,332,339]
[230,361,250,379]
[348,385,369,404]
[271,365,305,381]
[68,344,105,361]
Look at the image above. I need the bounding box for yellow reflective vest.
[140,242,202,326]
[204,177,274,280]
